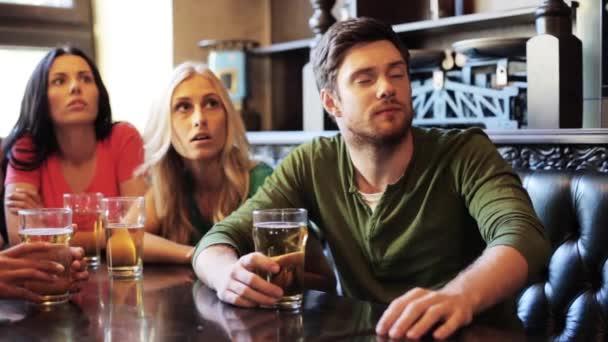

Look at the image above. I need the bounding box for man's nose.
[376,76,396,99]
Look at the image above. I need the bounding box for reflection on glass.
[104,278,148,342]
[71,273,106,341]
[0,0,73,7]
[193,282,305,341]
[304,291,381,340]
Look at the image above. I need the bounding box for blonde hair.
[139,62,251,244]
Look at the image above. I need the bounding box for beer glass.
[63,192,103,268]
[18,208,73,305]
[102,197,145,278]
[252,208,308,310]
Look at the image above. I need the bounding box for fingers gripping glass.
[252,208,308,310]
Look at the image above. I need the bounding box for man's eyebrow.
[349,67,375,81]
[349,60,407,79]
[387,60,407,69]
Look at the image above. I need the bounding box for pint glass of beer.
[63,192,103,268]
[102,197,145,278]
[252,208,308,310]
[18,208,73,305]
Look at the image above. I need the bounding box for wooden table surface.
[0,264,533,341]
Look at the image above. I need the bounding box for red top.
[5,122,144,208]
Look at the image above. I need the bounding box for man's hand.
[376,287,475,340]
[376,247,530,340]
[5,187,43,215]
[214,252,284,308]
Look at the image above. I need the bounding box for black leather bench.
[517,170,608,340]
[248,129,608,340]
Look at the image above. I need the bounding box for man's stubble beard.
[346,104,413,149]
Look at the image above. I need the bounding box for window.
[0,0,92,138]
[0,46,50,136]
[0,0,93,54]
[0,0,73,7]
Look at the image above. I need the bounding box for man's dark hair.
[3,45,113,171]
[311,17,410,94]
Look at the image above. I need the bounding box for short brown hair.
[311,17,410,93]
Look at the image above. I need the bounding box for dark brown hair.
[3,46,113,171]
[311,17,410,94]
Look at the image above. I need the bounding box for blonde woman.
[140,62,272,263]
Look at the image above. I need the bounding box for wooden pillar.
[303,0,336,131]
[308,0,337,40]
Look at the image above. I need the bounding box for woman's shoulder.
[100,122,144,175]
[104,122,143,149]
[247,161,273,198]
[8,134,36,162]
[249,161,274,178]
[110,121,141,138]
[12,134,35,149]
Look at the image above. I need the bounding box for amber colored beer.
[253,222,308,309]
[19,227,73,305]
[71,210,103,268]
[102,196,145,278]
[105,224,144,278]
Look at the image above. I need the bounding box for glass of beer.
[18,208,73,305]
[252,208,308,310]
[63,192,103,268]
[102,197,145,278]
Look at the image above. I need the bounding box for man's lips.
[373,106,402,115]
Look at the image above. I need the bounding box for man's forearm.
[193,244,239,290]
[441,245,528,314]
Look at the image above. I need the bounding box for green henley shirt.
[194,127,550,326]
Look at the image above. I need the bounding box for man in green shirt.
[193,17,550,340]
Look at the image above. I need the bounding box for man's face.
[324,40,413,146]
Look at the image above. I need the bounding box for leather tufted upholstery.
[517,170,608,341]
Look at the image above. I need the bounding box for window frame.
[0,0,90,25]
[0,0,93,56]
